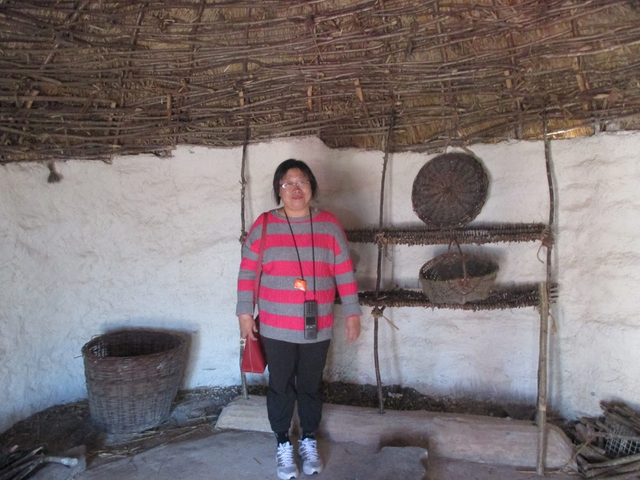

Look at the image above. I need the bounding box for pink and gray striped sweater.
[236,208,362,343]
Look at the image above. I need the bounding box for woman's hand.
[345,315,361,342]
[238,314,258,340]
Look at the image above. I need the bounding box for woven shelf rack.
[357,285,540,311]
[346,222,551,246]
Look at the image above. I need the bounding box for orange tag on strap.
[294,278,307,291]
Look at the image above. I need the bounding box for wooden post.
[239,6,252,399]
[537,118,556,475]
[239,121,250,400]
[373,111,395,414]
[536,281,549,475]
[374,312,384,414]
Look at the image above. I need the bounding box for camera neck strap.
[284,207,316,298]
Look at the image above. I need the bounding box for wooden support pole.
[373,110,396,414]
[239,6,253,399]
[239,120,250,400]
[374,310,383,414]
[537,280,550,476]
[543,118,556,286]
[537,118,556,475]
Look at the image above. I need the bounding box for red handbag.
[241,213,268,374]
[241,315,267,374]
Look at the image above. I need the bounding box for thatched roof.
[1,0,640,163]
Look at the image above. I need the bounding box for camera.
[304,300,318,340]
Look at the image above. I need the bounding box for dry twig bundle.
[574,402,640,479]
[0,446,77,480]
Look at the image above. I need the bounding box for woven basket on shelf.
[419,252,499,304]
[412,152,489,228]
[82,329,187,434]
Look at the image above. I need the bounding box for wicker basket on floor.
[82,329,188,434]
[419,252,499,304]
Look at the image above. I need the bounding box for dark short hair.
[272,159,318,204]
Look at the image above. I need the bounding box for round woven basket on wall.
[412,153,489,228]
[82,330,187,434]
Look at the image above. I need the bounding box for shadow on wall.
[312,157,373,229]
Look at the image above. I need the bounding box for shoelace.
[300,439,319,461]
[277,443,295,466]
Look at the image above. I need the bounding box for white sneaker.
[276,441,299,480]
[299,437,323,475]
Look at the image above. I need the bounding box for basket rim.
[419,252,499,281]
[82,329,187,360]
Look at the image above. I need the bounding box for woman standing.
[236,159,362,479]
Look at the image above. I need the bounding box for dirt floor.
[0,382,572,475]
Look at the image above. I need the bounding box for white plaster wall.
[1,133,639,433]
[551,133,640,417]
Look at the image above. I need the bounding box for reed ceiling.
[1,0,640,163]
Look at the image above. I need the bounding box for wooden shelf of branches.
[342,116,557,475]
[347,222,550,310]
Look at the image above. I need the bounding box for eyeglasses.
[280,180,311,189]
